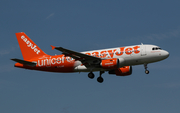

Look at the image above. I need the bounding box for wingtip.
[50,45,56,50]
[11,58,17,62]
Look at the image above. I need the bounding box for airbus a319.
[11,32,169,83]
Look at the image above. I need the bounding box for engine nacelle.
[101,58,125,70]
[101,58,119,69]
[108,66,132,76]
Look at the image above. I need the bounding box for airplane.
[11,32,169,83]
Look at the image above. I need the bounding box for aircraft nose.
[162,50,169,59]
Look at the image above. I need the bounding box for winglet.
[50,45,56,50]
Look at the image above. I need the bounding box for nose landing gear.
[145,70,149,74]
[144,64,149,74]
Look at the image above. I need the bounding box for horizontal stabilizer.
[11,58,36,67]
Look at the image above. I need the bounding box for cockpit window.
[152,47,162,50]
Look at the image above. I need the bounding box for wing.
[51,45,101,67]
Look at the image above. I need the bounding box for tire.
[88,72,95,79]
[97,77,104,83]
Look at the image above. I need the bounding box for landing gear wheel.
[97,77,104,83]
[88,72,95,79]
[145,70,149,74]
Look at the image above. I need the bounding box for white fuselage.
[74,44,169,72]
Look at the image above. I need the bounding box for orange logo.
[21,35,40,54]
[85,46,140,58]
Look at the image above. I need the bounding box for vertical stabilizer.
[15,32,47,60]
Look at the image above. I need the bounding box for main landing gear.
[88,72,95,79]
[97,71,104,83]
[144,63,149,74]
[88,71,105,83]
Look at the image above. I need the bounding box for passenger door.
[141,45,146,56]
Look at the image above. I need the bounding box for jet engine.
[101,58,125,69]
[108,66,132,76]
[101,58,119,69]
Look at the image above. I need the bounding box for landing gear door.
[141,45,146,56]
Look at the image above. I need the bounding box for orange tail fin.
[15,32,47,60]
